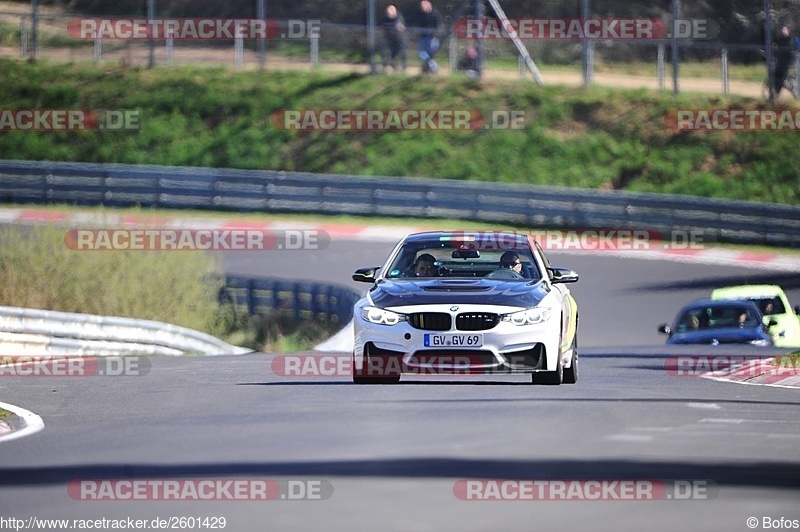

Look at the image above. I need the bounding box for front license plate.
[423,333,483,347]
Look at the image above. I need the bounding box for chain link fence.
[1,0,799,98]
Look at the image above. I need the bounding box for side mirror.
[658,323,671,335]
[795,305,800,316]
[551,267,579,284]
[352,266,380,283]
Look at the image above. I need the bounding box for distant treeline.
[22,0,799,45]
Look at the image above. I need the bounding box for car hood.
[369,278,550,309]
[668,327,771,345]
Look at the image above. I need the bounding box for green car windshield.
[744,296,786,316]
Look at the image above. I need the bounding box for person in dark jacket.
[381,4,407,72]
[772,25,795,95]
[415,1,441,73]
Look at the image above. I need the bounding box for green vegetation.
[0,224,228,333]
[0,223,337,351]
[0,407,11,418]
[773,353,800,370]
[0,58,798,205]
[226,313,343,353]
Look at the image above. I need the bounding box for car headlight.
[749,339,771,347]
[361,306,404,326]
[502,308,552,326]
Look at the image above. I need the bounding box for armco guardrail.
[224,276,359,326]
[1,159,799,247]
[0,306,252,357]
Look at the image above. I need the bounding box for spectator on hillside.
[381,4,407,72]
[772,24,795,95]
[458,46,480,79]
[415,1,442,73]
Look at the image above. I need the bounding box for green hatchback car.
[711,285,800,348]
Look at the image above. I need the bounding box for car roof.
[403,231,532,244]
[681,299,762,311]
[711,285,784,298]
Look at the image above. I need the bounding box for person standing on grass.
[381,4,408,73]
[772,25,795,95]
[416,1,442,73]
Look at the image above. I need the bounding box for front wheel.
[563,328,578,385]
[352,346,401,385]
[532,339,563,385]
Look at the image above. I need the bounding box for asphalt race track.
[1,238,799,531]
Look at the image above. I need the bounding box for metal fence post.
[20,17,27,59]
[147,0,155,68]
[30,0,37,60]
[671,0,679,95]
[721,48,729,95]
[765,0,773,101]
[367,0,376,74]
[93,36,102,61]
[475,0,484,78]
[449,33,457,73]
[257,0,266,71]
[166,35,173,66]
[235,25,244,68]
[311,33,319,68]
[795,52,800,98]
[581,0,593,87]
[657,44,665,90]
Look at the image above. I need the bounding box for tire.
[563,324,578,385]
[352,346,401,385]
[352,350,370,384]
[532,322,564,385]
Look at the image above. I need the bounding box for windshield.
[675,305,761,333]
[384,238,541,280]
[745,296,785,316]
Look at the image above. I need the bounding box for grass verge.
[1,59,798,204]
[0,223,336,352]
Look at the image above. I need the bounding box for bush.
[0,223,228,335]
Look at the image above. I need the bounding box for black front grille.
[408,312,452,331]
[456,313,500,331]
[410,350,498,366]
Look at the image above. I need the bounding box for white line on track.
[0,401,45,443]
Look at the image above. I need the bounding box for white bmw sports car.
[351,231,579,385]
